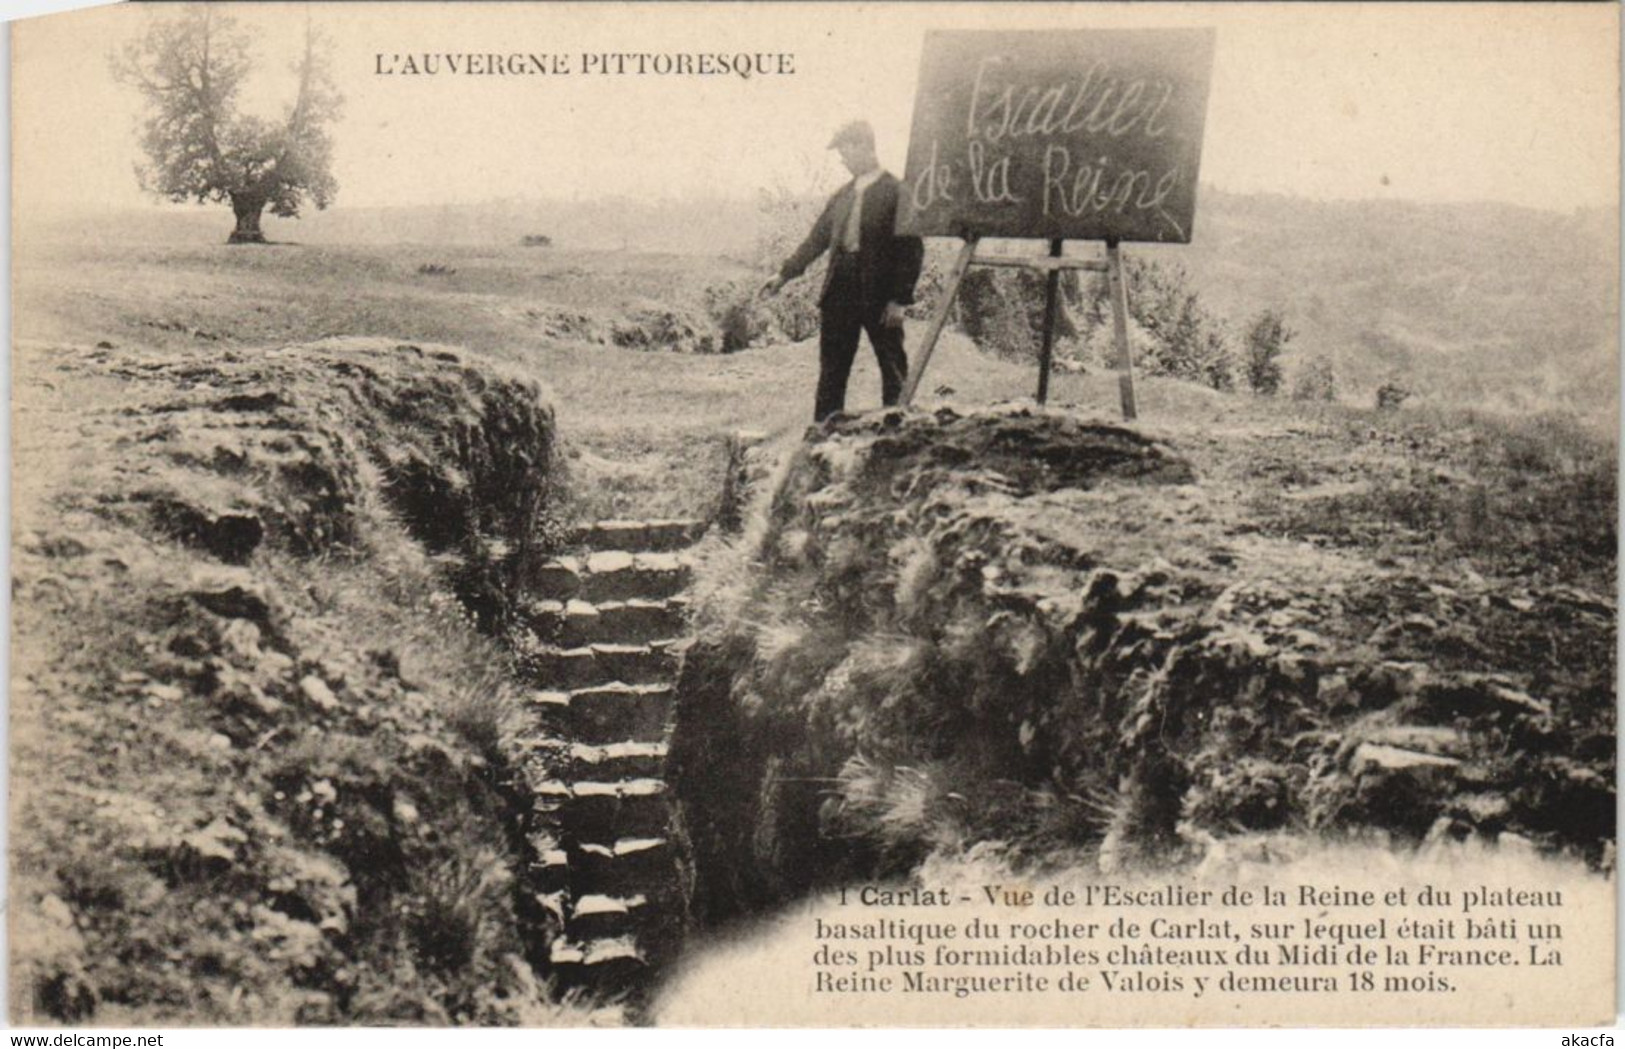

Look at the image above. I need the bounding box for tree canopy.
[113,7,342,241]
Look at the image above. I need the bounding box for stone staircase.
[514,518,705,993]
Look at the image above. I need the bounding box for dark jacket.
[779,171,925,311]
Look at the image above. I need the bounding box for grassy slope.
[19,215,1618,542]
[24,186,1618,418]
[12,227,1263,521]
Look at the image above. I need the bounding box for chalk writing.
[898,29,1215,243]
[966,58,1176,142]
[967,141,1023,204]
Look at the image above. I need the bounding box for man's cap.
[827,119,875,150]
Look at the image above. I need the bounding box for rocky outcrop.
[99,338,563,629]
[668,405,1615,924]
[10,339,581,1024]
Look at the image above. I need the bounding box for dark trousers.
[815,261,908,422]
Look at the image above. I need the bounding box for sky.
[10,2,1620,215]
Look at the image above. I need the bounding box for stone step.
[597,642,681,685]
[571,519,707,554]
[524,689,574,737]
[534,778,670,838]
[531,779,575,811]
[549,935,648,985]
[574,837,677,895]
[530,777,668,804]
[514,731,570,764]
[519,646,598,690]
[522,552,694,603]
[560,683,674,743]
[525,597,690,647]
[581,552,693,602]
[526,829,572,892]
[567,893,649,938]
[520,642,677,690]
[523,556,584,601]
[569,739,669,779]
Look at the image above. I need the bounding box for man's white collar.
[852,168,883,192]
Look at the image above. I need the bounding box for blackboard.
[897,29,1216,244]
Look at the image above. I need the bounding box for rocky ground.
[8,337,612,1024]
[671,403,1616,922]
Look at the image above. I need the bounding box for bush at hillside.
[1084,258,1238,390]
[1244,310,1294,396]
[956,266,1081,362]
[1294,354,1339,402]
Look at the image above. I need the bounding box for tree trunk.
[227,194,267,244]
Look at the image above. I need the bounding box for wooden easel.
[899,235,1139,421]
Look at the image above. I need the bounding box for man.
[760,120,925,422]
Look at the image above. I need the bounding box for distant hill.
[21,187,1616,416]
[1147,190,1619,416]
[19,197,762,258]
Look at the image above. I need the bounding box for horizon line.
[20,186,1619,222]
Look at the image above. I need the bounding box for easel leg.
[900,236,977,407]
[1035,238,1063,405]
[1106,239,1138,422]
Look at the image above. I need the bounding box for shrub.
[1084,258,1235,390]
[607,304,717,354]
[1375,379,1412,411]
[956,266,1080,362]
[701,279,773,353]
[753,183,826,342]
[1293,354,1338,401]
[402,845,511,976]
[1244,309,1294,395]
[696,183,829,348]
[1201,328,1238,391]
[904,240,964,322]
[1078,312,1156,374]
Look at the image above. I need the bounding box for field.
[15,213,1617,567]
[11,221,1275,521]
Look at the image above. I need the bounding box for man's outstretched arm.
[761,197,836,295]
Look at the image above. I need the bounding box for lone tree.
[114,7,341,244]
